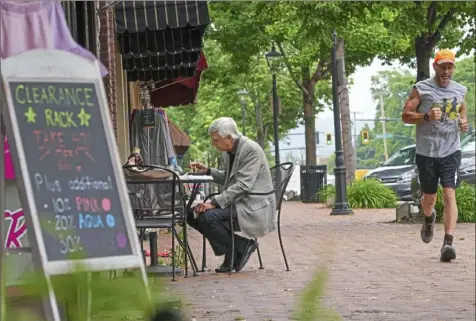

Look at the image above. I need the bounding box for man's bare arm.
[402,88,425,124]
[459,102,467,121]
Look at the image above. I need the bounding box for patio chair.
[200,162,295,273]
[122,164,199,280]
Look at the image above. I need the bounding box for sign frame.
[1,49,149,320]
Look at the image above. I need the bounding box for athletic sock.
[424,213,434,222]
[444,234,453,245]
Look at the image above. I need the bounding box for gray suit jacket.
[210,136,277,239]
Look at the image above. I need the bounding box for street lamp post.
[330,30,353,216]
[265,45,282,166]
[237,89,248,136]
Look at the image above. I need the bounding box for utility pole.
[379,94,389,160]
[352,111,363,147]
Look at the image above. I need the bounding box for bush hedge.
[318,178,398,209]
[434,182,476,223]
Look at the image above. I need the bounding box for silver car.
[364,145,416,201]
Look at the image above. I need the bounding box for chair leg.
[187,243,199,276]
[201,236,207,272]
[173,228,198,276]
[140,229,146,264]
[277,210,290,271]
[256,240,264,270]
[229,206,234,275]
[108,270,117,280]
[183,224,189,278]
[171,227,176,281]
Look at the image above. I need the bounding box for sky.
[279,58,408,161]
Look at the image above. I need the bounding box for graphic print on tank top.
[434,97,462,122]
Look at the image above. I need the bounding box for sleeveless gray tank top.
[414,78,467,158]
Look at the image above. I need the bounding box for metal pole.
[272,74,280,166]
[352,111,363,147]
[379,94,389,160]
[240,102,246,137]
[330,30,353,216]
[0,107,6,321]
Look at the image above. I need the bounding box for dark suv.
[411,131,475,205]
[364,145,416,201]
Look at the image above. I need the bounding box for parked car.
[411,131,476,204]
[363,144,416,201]
[458,132,476,185]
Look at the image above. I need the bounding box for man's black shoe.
[440,243,456,262]
[421,209,436,243]
[215,252,232,273]
[234,240,258,272]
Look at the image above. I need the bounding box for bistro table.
[125,170,215,279]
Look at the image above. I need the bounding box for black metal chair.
[200,162,295,273]
[122,164,199,280]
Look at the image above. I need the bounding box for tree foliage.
[166,39,302,164]
[207,1,418,165]
[167,2,474,168]
[373,1,475,80]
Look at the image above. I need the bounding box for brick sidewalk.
[168,202,476,321]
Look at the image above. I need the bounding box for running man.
[401,49,468,262]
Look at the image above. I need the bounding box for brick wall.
[97,2,118,139]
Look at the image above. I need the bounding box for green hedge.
[318,178,398,209]
[434,182,476,223]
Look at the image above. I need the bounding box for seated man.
[188,117,277,273]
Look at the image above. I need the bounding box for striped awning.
[114,1,209,82]
[115,1,209,33]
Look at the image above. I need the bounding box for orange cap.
[434,49,455,65]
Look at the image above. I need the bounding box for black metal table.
[126,173,214,279]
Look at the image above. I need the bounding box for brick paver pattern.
[169,203,476,321]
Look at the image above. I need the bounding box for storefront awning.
[115,1,209,82]
[149,51,208,107]
[115,0,209,33]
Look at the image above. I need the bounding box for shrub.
[318,178,398,209]
[434,182,476,223]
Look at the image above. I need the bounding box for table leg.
[146,232,182,278]
[186,183,201,210]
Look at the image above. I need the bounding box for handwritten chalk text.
[14,85,95,107]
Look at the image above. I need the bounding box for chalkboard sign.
[7,81,133,261]
[1,49,149,321]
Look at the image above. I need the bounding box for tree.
[355,69,416,168]
[452,56,476,127]
[208,1,409,166]
[336,38,356,183]
[166,39,301,166]
[375,1,475,81]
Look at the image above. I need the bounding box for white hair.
[208,117,241,139]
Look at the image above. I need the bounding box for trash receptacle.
[300,165,327,203]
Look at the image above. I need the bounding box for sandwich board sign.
[0,49,149,321]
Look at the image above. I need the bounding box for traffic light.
[326,133,332,145]
[361,130,369,144]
